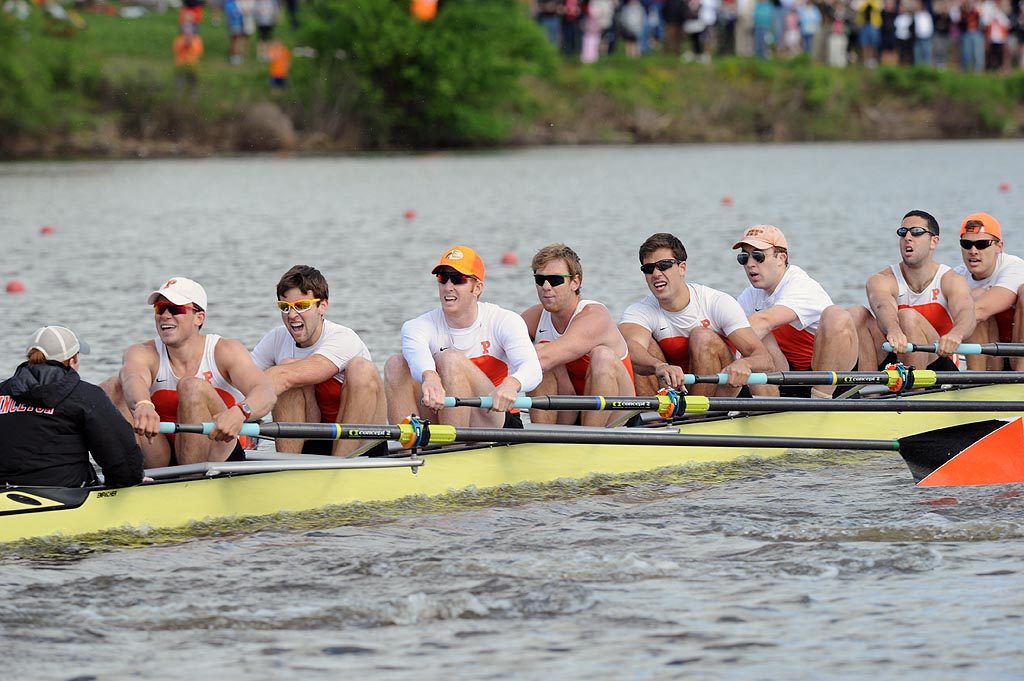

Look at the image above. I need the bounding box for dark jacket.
[0,361,143,488]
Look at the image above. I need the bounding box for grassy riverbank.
[4,6,1024,158]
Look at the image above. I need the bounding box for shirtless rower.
[384,246,542,428]
[732,225,858,398]
[951,212,1024,371]
[522,243,635,426]
[849,210,976,371]
[619,232,771,398]
[251,265,386,456]
[105,277,276,467]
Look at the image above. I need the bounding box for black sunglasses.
[534,273,571,287]
[640,259,681,275]
[897,226,935,238]
[960,238,998,251]
[436,272,472,285]
[736,250,769,265]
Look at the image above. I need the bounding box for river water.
[1,142,1023,679]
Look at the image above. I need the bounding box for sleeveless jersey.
[736,265,833,371]
[890,263,954,335]
[536,299,634,395]
[150,334,245,424]
[620,285,749,372]
[401,302,542,392]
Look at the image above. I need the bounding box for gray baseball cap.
[27,326,90,362]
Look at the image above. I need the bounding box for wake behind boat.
[3,382,1023,545]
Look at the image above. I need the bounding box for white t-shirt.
[953,252,1024,294]
[251,319,371,381]
[736,265,833,335]
[401,301,542,392]
[620,284,749,369]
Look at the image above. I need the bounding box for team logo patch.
[163,279,177,288]
[445,249,464,261]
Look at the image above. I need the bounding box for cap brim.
[78,339,90,355]
[732,238,774,250]
[431,264,474,276]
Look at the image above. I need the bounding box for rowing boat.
[2,383,1022,544]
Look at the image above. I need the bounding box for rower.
[952,212,1024,371]
[250,265,386,456]
[102,277,276,467]
[618,232,771,398]
[1,326,143,488]
[522,243,635,426]
[849,210,976,371]
[384,246,542,428]
[732,225,857,398]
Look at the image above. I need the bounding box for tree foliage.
[298,0,556,148]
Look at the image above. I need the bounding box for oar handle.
[882,341,983,355]
[685,373,769,385]
[160,422,263,436]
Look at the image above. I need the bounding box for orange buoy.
[40,225,55,235]
[721,196,734,206]
[6,280,25,294]
[999,182,1011,193]
[403,209,417,220]
[500,251,518,265]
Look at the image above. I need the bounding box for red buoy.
[40,225,55,235]
[500,251,518,265]
[6,280,26,294]
[999,182,1011,193]
[403,209,417,220]
[721,196,734,206]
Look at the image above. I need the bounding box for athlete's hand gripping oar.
[160,420,897,452]
[883,341,1024,357]
[444,393,1024,419]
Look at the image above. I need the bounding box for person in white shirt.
[251,265,386,456]
[952,212,1024,370]
[619,232,772,398]
[850,210,976,371]
[732,225,858,398]
[385,246,541,428]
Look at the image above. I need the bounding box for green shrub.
[298,0,556,147]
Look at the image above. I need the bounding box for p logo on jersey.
[932,288,940,301]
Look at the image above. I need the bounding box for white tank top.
[535,299,601,343]
[149,334,245,422]
[888,263,954,335]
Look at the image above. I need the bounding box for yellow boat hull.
[2,384,1020,544]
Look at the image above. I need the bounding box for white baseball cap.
[147,276,208,311]
[28,326,90,362]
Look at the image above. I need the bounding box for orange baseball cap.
[732,224,789,250]
[960,212,1002,240]
[431,245,486,281]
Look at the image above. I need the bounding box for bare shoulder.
[124,340,158,363]
[214,336,254,365]
[521,304,542,332]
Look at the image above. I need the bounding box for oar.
[883,341,1024,357]
[443,394,1024,419]
[675,370,1024,388]
[159,421,896,452]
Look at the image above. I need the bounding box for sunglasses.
[436,272,473,286]
[277,298,321,313]
[736,250,770,265]
[960,238,998,251]
[534,273,571,287]
[153,302,195,316]
[897,226,935,238]
[640,259,681,275]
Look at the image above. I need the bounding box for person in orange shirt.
[268,40,291,89]
[173,22,204,96]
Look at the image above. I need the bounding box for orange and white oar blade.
[917,417,1024,487]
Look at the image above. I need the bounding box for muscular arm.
[866,270,901,337]
[971,286,1016,323]
[726,327,774,373]
[119,342,161,439]
[265,355,338,394]
[747,305,798,339]
[218,339,277,419]
[535,305,614,372]
[939,270,978,354]
[619,322,660,375]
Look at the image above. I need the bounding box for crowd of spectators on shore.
[532,0,1024,70]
